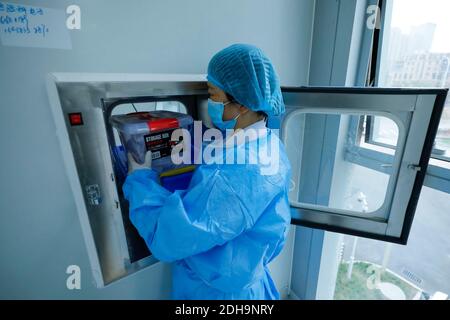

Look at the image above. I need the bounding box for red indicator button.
[69,113,83,126]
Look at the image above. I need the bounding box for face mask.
[208,99,240,130]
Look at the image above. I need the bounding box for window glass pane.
[334,187,450,300]
[371,116,399,147]
[378,0,450,160]
[290,112,400,214]
[330,0,450,300]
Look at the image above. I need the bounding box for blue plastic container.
[110,111,193,173]
[160,169,195,192]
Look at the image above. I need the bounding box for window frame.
[282,86,448,245]
[353,0,450,194]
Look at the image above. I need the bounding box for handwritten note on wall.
[0,2,71,49]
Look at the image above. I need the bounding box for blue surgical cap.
[207,44,285,117]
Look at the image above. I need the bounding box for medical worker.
[123,44,292,299]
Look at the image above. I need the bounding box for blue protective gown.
[123,121,292,299]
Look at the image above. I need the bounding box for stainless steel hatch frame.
[46,73,208,287]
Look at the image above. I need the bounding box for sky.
[390,0,450,52]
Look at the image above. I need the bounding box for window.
[365,116,399,148]
[379,0,450,162]
[333,0,450,300]
[287,112,399,214]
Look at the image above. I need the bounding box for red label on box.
[146,118,179,131]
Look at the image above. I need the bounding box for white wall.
[0,0,314,299]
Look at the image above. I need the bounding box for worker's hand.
[127,151,152,174]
